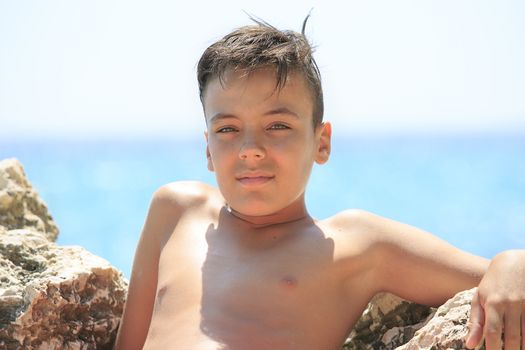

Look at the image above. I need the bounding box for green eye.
[269,124,290,130]
[217,127,236,133]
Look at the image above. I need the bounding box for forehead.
[202,69,314,121]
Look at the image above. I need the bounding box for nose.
[239,135,266,160]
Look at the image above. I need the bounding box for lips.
[236,172,275,186]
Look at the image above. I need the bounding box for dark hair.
[197,16,324,127]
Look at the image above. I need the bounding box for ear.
[204,131,214,172]
[315,122,332,165]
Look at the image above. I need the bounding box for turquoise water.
[1,135,524,278]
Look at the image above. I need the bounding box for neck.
[225,200,310,229]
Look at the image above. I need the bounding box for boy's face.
[203,68,331,218]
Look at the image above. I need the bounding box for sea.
[1,134,524,278]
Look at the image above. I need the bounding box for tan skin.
[114,69,525,350]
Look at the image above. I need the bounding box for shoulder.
[327,208,372,225]
[327,209,414,241]
[325,209,383,236]
[322,209,402,256]
[319,209,386,260]
[151,181,221,211]
[144,181,220,238]
[319,210,388,296]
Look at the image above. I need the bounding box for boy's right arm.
[113,185,183,350]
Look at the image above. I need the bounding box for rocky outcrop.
[0,158,58,242]
[0,158,128,350]
[397,289,484,350]
[343,290,482,350]
[343,293,435,350]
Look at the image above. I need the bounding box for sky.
[1,0,524,140]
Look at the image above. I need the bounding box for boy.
[114,19,525,350]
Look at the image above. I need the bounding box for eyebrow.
[209,113,236,123]
[210,107,300,123]
[264,107,300,119]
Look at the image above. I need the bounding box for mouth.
[236,173,275,186]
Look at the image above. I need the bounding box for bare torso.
[141,185,379,350]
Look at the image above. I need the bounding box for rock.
[343,289,484,350]
[343,293,435,350]
[0,158,59,242]
[0,229,128,350]
[396,289,484,350]
[0,158,128,349]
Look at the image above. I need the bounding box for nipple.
[280,275,298,289]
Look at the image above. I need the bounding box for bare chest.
[151,219,364,349]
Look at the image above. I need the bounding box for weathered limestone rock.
[0,158,59,242]
[343,293,435,350]
[0,158,128,349]
[343,289,483,350]
[397,289,484,350]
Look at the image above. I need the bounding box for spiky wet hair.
[197,15,324,127]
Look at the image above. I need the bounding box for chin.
[230,201,281,217]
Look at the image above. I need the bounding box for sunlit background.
[1,1,524,278]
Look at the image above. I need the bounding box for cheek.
[273,136,315,174]
[208,138,230,159]
[207,139,237,173]
[278,133,316,159]
[272,131,311,151]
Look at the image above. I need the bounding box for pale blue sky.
[1,0,524,140]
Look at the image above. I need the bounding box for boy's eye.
[268,123,290,130]
[216,126,237,133]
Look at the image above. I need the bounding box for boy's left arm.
[351,211,525,350]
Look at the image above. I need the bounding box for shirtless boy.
[114,19,525,350]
